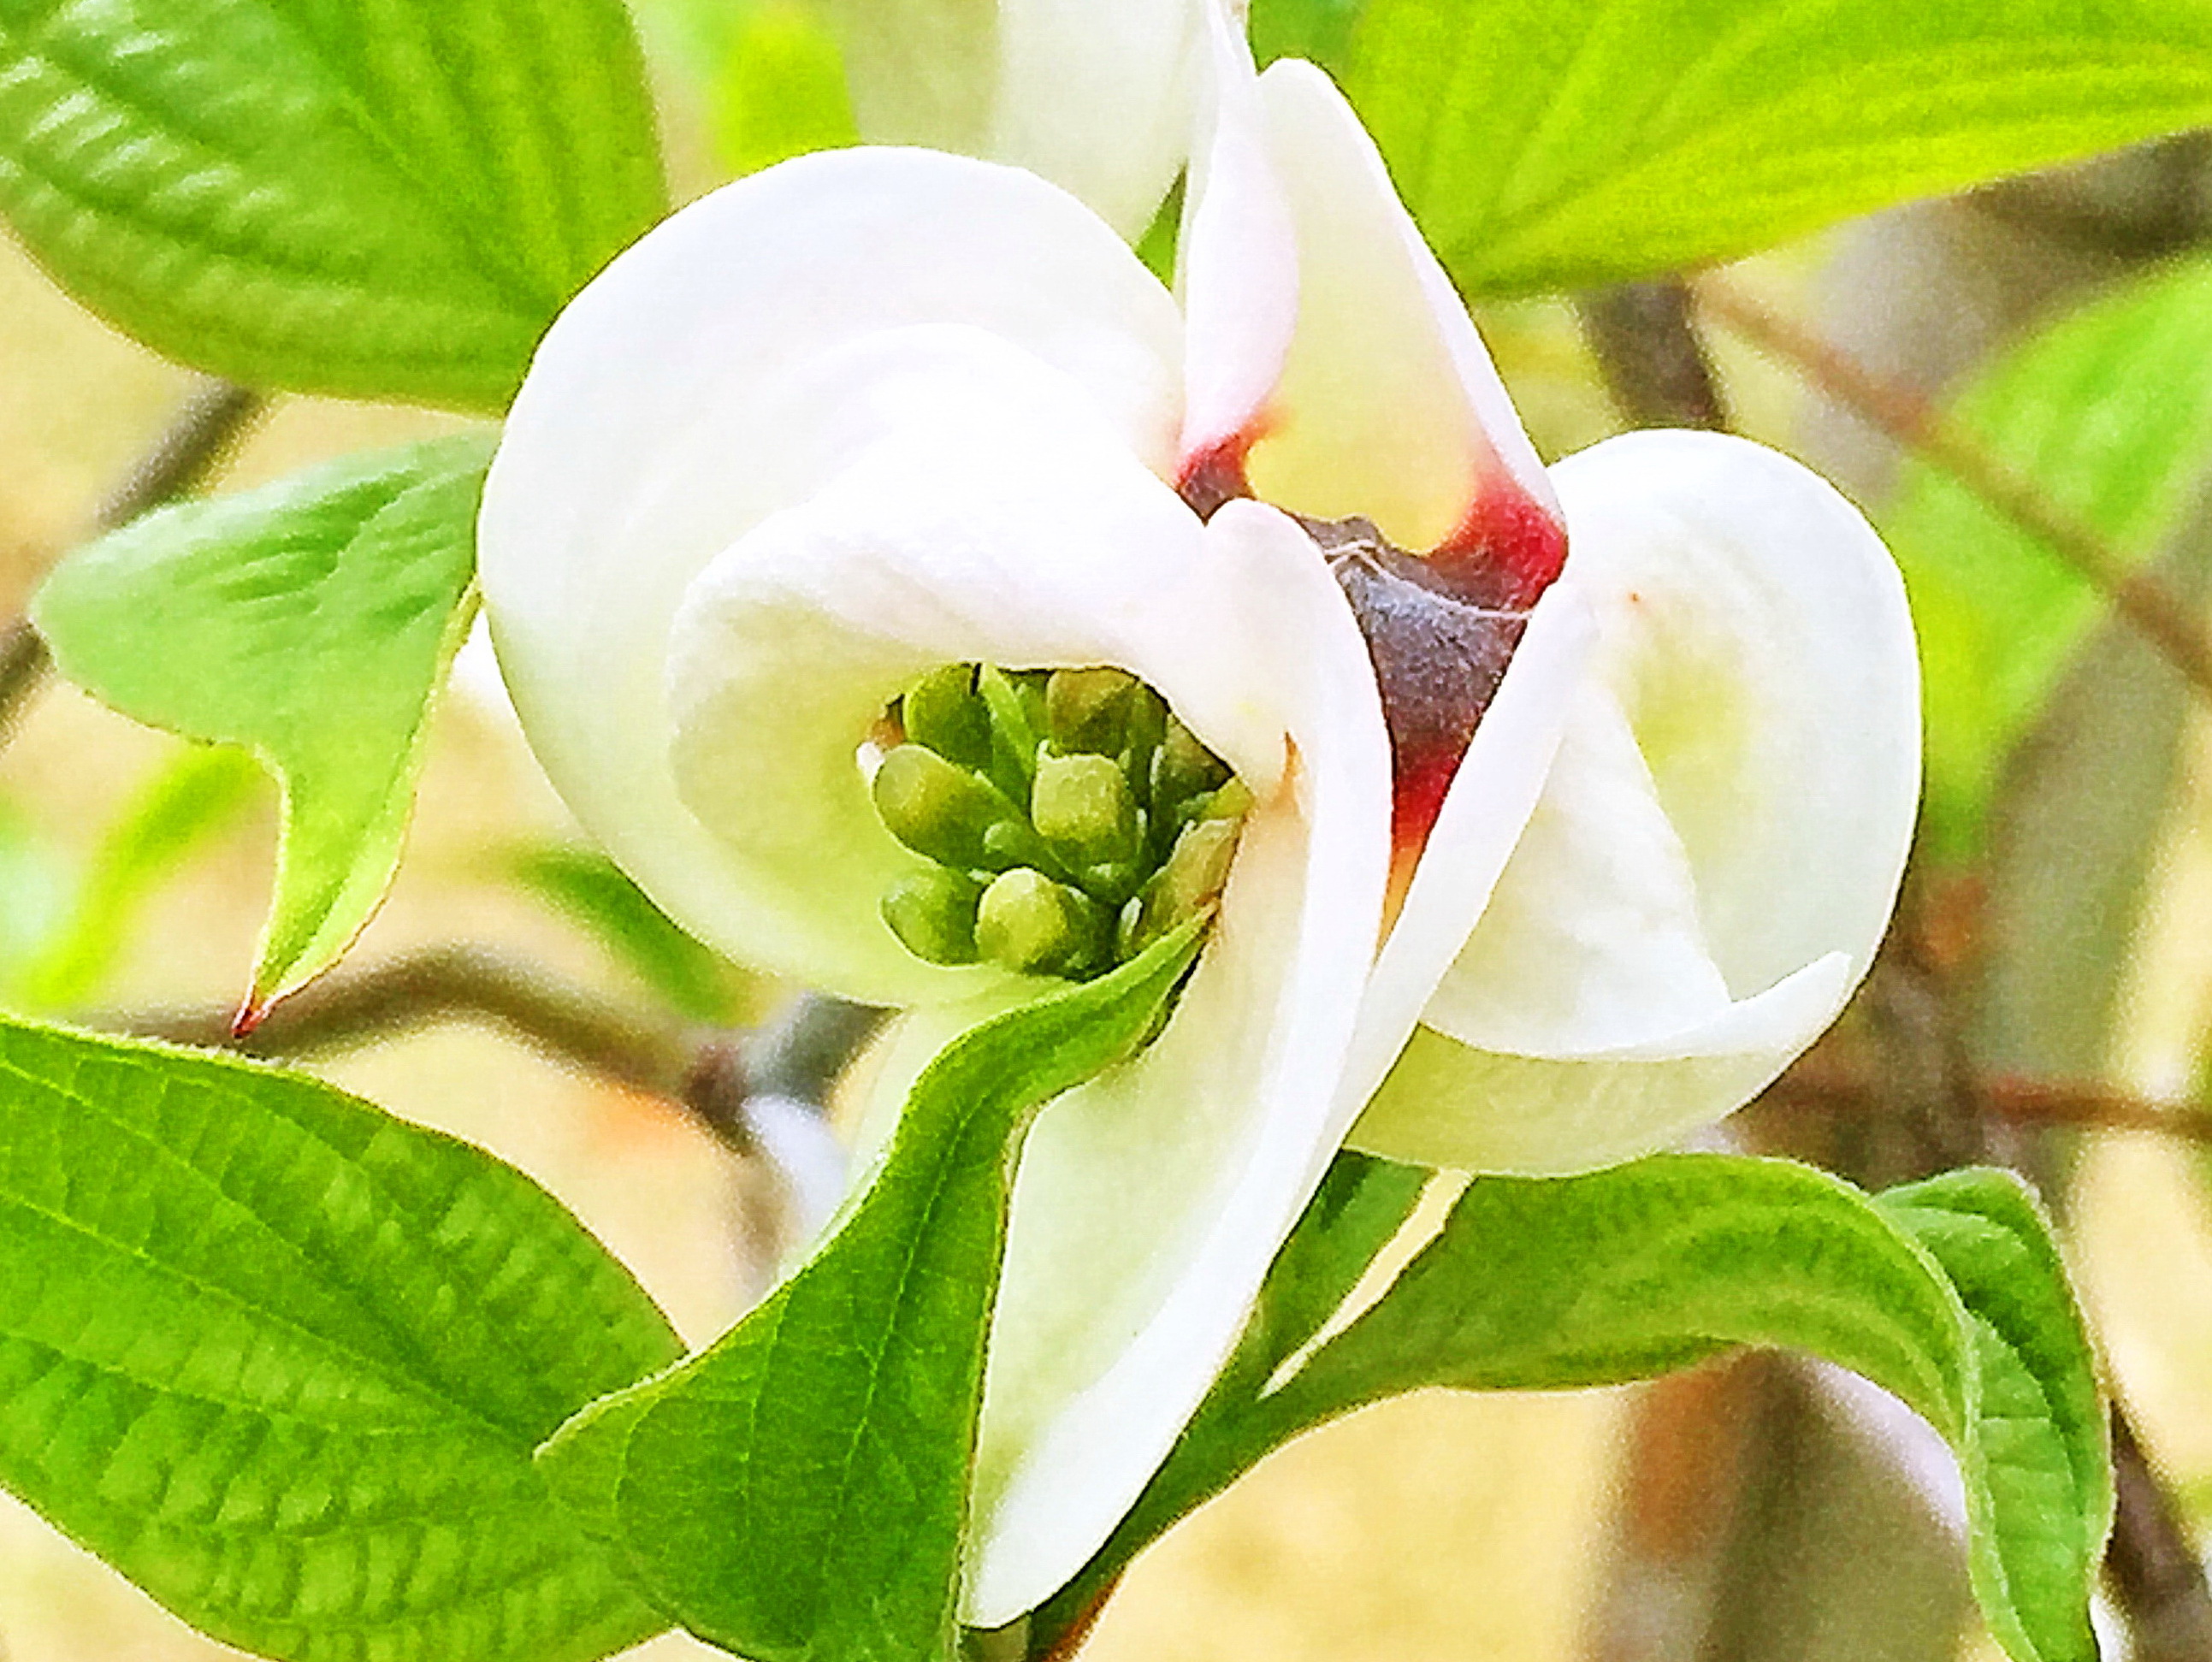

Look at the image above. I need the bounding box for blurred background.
[7,11,2212,1662]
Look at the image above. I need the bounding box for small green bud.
[1150,716,1232,817]
[976,868,1109,977]
[902,664,993,771]
[881,867,983,964]
[980,818,1054,872]
[1121,817,1242,958]
[872,744,1026,870]
[1045,667,1138,754]
[1032,751,1141,869]
[976,665,1045,801]
[1198,776,1255,822]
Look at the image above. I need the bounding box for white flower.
[823,0,1204,239]
[477,5,1917,1628]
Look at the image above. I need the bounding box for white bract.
[477,7,1918,1629]
[819,0,1203,239]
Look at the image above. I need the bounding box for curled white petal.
[1242,60,1556,550]
[1337,583,1594,1115]
[1176,0,1298,469]
[992,0,1201,239]
[480,149,1182,1003]
[827,0,1199,239]
[1351,430,1919,1173]
[968,500,1391,1624]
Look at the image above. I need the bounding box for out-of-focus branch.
[1578,278,1730,431]
[1696,280,2212,699]
[106,944,697,1099]
[1769,1065,2212,1149]
[0,376,266,738]
[2108,1412,2212,1662]
[94,378,264,531]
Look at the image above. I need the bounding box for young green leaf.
[33,437,494,1014]
[1343,0,2212,297]
[537,922,1205,1662]
[1042,1156,2106,1662]
[0,1018,684,1662]
[0,0,665,410]
[1882,258,2212,864]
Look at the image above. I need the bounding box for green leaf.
[1881,259,2212,864]
[538,922,1205,1662]
[0,1018,683,1662]
[33,437,494,1013]
[1045,1156,2107,1662]
[15,745,266,1013]
[1251,0,1366,68]
[0,0,664,410]
[505,843,759,1026]
[1877,1172,2112,1662]
[1343,0,2212,298]
[1221,1150,1430,1388]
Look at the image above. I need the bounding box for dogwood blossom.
[477,7,1916,1627]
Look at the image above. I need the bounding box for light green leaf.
[505,843,759,1026]
[710,0,860,176]
[0,0,665,410]
[16,745,266,1013]
[1344,0,2212,297]
[33,437,493,1013]
[538,922,1205,1662]
[0,802,75,997]
[0,1018,683,1662]
[1882,259,2212,863]
[1041,1156,2107,1662]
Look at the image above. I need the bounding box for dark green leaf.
[1047,1156,2106,1662]
[538,922,1205,1662]
[1227,1149,1430,1386]
[1882,258,2212,863]
[35,438,493,1011]
[1344,0,2212,297]
[505,843,758,1025]
[0,0,665,409]
[0,1018,683,1661]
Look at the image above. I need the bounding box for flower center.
[1175,453,1562,884]
[870,664,1250,980]
[1298,513,1529,865]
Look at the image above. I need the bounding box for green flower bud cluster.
[872,663,1251,979]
